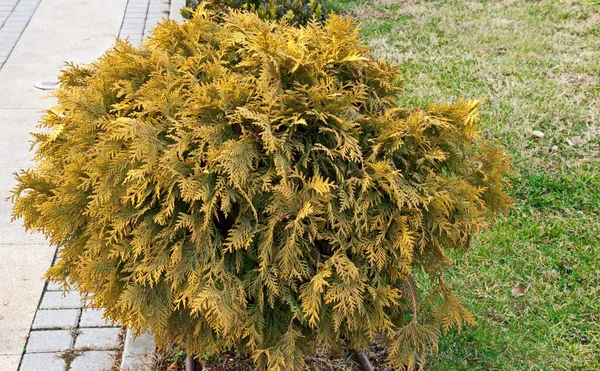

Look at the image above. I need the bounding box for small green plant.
[185,0,324,25]
[170,347,187,364]
[12,6,511,370]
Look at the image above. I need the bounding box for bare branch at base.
[355,351,375,371]
[185,355,196,371]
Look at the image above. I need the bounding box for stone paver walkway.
[0,0,170,370]
[0,0,40,67]
[19,253,124,371]
[20,274,123,371]
[120,0,170,46]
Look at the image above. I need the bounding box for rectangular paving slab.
[69,351,116,371]
[19,353,66,371]
[74,327,122,350]
[39,291,83,309]
[79,308,114,328]
[32,309,80,330]
[25,330,73,353]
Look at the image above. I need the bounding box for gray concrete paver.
[79,308,114,328]
[19,353,65,371]
[69,351,116,371]
[32,309,80,330]
[74,327,122,350]
[39,291,83,309]
[25,330,73,353]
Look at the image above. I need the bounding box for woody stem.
[355,350,374,371]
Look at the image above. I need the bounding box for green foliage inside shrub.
[186,0,324,25]
[12,6,512,370]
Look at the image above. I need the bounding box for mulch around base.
[160,342,395,370]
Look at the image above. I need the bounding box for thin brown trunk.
[355,351,374,371]
[185,355,196,371]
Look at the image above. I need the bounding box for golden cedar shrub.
[12,6,512,370]
[186,0,324,25]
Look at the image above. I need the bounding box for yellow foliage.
[12,7,512,370]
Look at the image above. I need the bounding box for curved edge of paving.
[120,329,156,371]
[169,0,185,23]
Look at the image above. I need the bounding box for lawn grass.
[323,0,600,369]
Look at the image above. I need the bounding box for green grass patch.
[327,0,600,368]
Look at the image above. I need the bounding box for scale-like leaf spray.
[12,7,512,370]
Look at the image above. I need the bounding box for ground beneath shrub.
[157,343,395,370]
